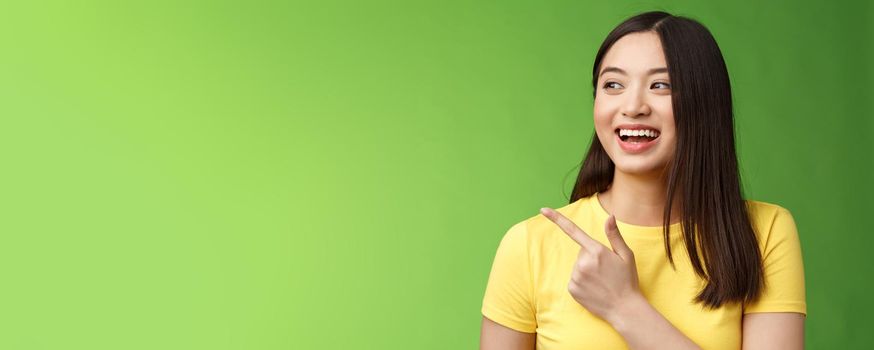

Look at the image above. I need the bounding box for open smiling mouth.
[615,128,660,143]
[614,127,660,153]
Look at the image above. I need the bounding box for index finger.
[540,207,600,251]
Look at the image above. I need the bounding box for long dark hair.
[570,11,764,309]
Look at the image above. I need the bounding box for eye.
[602,81,623,89]
[652,82,671,89]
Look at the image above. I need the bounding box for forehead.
[600,32,667,75]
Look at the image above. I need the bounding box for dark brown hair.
[570,11,764,309]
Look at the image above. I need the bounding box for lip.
[614,124,660,154]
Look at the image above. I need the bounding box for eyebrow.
[599,66,669,77]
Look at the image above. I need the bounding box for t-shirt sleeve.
[743,207,807,315]
[481,221,537,333]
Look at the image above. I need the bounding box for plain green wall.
[0,0,871,349]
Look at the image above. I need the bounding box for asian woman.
[480,11,806,350]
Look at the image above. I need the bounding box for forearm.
[607,294,702,350]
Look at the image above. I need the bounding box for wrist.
[607,292,650,332]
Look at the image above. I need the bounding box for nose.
[620,88,651,118]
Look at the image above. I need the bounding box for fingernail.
[540,207,551,215]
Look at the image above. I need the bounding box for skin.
[480,31,805,349]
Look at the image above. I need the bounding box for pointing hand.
[540,207,642,322]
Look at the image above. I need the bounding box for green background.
[1,0,871,348]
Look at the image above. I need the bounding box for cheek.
[592,97,610,119]
[655,100,675,126]
[592,100,612,128]
[592,100,613,134]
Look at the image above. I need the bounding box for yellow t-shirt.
[481,193,806,349]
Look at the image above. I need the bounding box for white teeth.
[618,128,659,137]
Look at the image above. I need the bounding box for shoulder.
[744,199,792,220]
[743,199,800,252]
[743,199,795,229]
[744,199,791,216]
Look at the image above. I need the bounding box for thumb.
[605,215,634,261]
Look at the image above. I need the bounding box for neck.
[598,169,681,227]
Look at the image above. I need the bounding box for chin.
[612,160,669,177]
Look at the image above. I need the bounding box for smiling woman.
[480,11,806,350]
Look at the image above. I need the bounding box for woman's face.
[593,31,676,178]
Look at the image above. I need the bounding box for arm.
[607,294,702,350]
[480,316,535,350]
[740,206,806,349]
[480,221,538,349]
[742,312,805,350]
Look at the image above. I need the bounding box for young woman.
[480,11,806,350]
